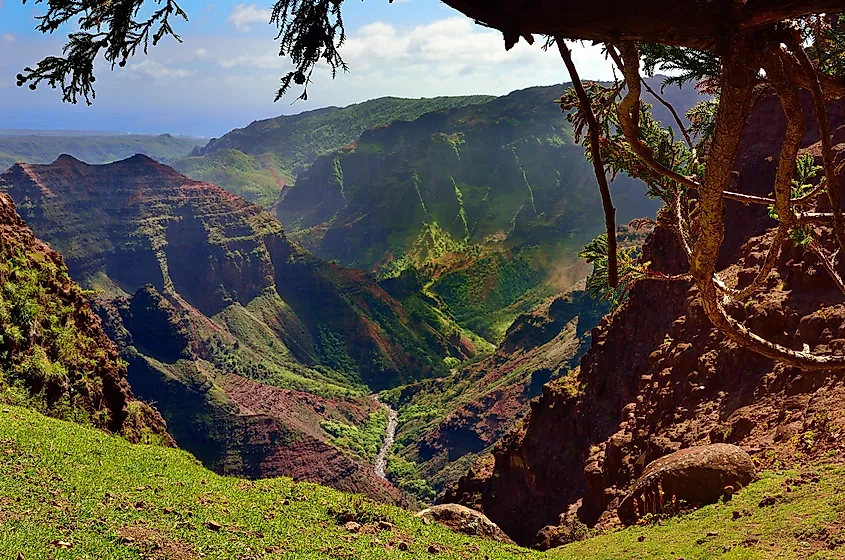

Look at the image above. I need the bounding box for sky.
[0,0,617,137]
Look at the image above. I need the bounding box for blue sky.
[0,0,615,136]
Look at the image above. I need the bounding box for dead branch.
[723,191,775,206]
[808,240,845,297]
[640,78,695,151]
[556,38,619,288]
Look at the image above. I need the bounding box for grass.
[2,406,845,559]
[0,405,538,559]
[558,463,845,559]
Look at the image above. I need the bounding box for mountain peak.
[52,153,87,167]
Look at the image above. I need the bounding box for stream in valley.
[374,398,398,479]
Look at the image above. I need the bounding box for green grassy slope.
[174,95,493,208]
[3,405,845,559]
[0,133,201,171]
[0,406,535,559]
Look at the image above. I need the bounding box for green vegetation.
[0,133,201,171]
[321,407,388,463]
[385,454,436,502]
[4,406,845,559]
[0,244,165,444]
[0,406,537,560]
[171,149,287,209]
[430,253,544,342]
[0,262,106,431]
[174,95,493,206]
[579,234,643,311]
[276,82,693,343]
[316,325,358,379]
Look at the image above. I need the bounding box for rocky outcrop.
[616,444,756,525]
[444,227,690,543]
[0,193,172,444]
[448,95,845,546]
[416,504,514,543]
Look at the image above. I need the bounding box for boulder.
[416,504,514,543]
[617,443,756,525]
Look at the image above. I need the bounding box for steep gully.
[374,396,399,479]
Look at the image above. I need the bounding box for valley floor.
[2,406,845,559]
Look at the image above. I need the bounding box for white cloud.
[0,19,618,136]
[228,3,272,33]
[126,59,191,80]
[2,33,15,42]
[333,18,615,93]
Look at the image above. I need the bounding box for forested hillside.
[276,79,700,341]
[174,96,493,208]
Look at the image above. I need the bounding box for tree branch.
[808,240,845,297]
[693,34,845,370]
[556,38,619,288]
[723,191,775,206]
[787,33,845,256]
[640,77,694,151]
[611,42,702,192]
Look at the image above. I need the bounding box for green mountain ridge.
[173,95,494,208]
[0,133,202,171]
[275,79,700,342]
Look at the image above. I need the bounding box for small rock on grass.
[344,521,362,533]
[758,495,779,508]
[205,520,223,531]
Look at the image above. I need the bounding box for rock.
[344,521,362,533]
[617,444,756,525]
[205,520,223,531]
[743,535,760,546]
[758,495,779,508]
[415,504,514,543]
